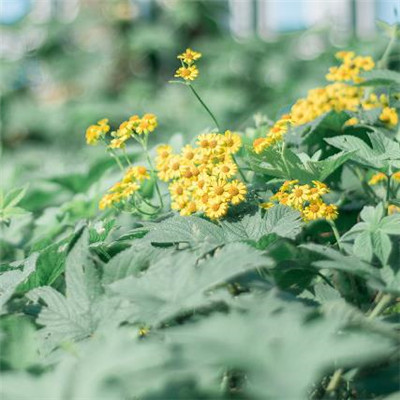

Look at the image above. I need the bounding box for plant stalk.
[189,84,221,131]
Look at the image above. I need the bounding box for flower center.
[215,186,224,196]
[229,187,239,196]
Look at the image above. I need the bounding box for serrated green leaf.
[0,254,37,314]
[221,206,302,242]
[108,243,272,326]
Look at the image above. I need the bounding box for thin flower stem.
[385,174,392,215]
[280,142,291,179]
[328,220,343,251]
[141,138,164,210]
[189,84,221,131]
[122,148,131,166]
[232,154,248,183]
[108,149,125,171]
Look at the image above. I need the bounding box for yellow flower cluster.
[86,119,110,145]
[99,166,150,210]
[325,51,375,83]
[253,114,292,154]
[174,48,202,81]
[368,171,400,185]
[155,131,247,219]
[253,51,399,153]
[270,180,338,222]
[109,113,157,149]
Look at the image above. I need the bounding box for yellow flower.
[180,200,198,216]
[226,180,247,205]
[208,178,230,202]
[169,181,188,202]
[165,155,184,180]
[344,117,359,127]
[86,119,110,145]
[109,137,127,149]
[181,145,197,162]
[121,182,140,198]
[379,107,398,127]
[253,138,269,154]
[136,113,158,134]
[222,130,242,154]
[310,180,329,197]
[175,65,199,81]
[287,184,310,209]
[205,199,228,220]
[392,171,400,182]
[99,193,117,210]
[213,159,238,180]
[388,205,400,215]
[177,48,202,65]
[368,172,387,185]
[126,166,150,181]
[324,204,339,221]
[260,202,274,210]
[303,201,326,221]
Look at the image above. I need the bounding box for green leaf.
[0,254,37,314]
[304,151,355,181]
[108,244,272,326]
[357,69,400,87]
[301,244,379,279]
[26,230,128,353]
[0,316,38,370]
[221,206,302,242]
[325,131,400,171]
[371,231,392,266]
[353,231,373,262]
[298,111,350,146]
[143,215,226,255]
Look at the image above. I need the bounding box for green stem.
[108,149,125,171]
[280,142,291,179]
[142,138,164,210]
[377,26,398,69]
[189,84,221,131]
[385,174,392,215]
[232,154,248,183]
[328,220,343,251]
[122,148,132,166]
[368,293,392,319]
[326,293,393,392]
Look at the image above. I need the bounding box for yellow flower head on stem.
[86,118,110,145]
[178,48,202,65]
[368,172,387,185]
[175,65,199,81]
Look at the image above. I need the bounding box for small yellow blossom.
[206,199,228,220]
[368,172,387,185]
[388,205,400,215]
[260,202,274,210]
[175,65,199,81]
[86,119,110,145]
[156,131,246,220]
[344,117,359,127]
[177,48,202,65]
[379,107,398,126]
[270,180,338,222]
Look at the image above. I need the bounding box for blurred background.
[0,0,398,190]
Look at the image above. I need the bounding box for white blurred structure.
[229,0,398,39]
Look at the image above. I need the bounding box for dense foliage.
[1,17,400,400]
